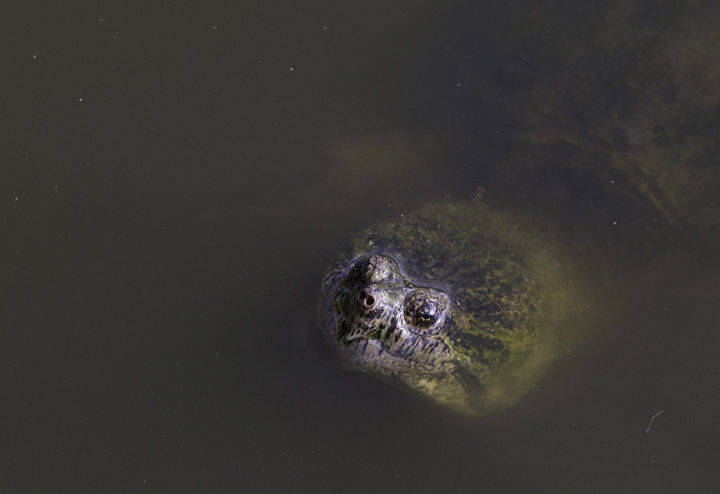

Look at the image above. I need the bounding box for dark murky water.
[3,1,720,492]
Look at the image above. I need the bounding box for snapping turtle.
[318,2,720,414]
[319,201,580,414]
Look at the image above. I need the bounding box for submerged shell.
[319,201,580,414]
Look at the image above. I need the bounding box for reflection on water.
[4,0,720,492]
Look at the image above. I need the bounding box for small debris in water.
[645,410,664,433]
[459,186,485,221]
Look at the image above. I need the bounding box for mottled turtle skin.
[320,201,575,414]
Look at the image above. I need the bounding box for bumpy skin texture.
[320,201,571,414]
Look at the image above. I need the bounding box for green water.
[3,1,719,492]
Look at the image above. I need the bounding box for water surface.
[3,1,720,492]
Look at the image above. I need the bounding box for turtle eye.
[415,303,437,328]
[403,289,447,332]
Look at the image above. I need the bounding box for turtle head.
[325,255,454,370]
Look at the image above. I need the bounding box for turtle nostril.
[358,290,375,309]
